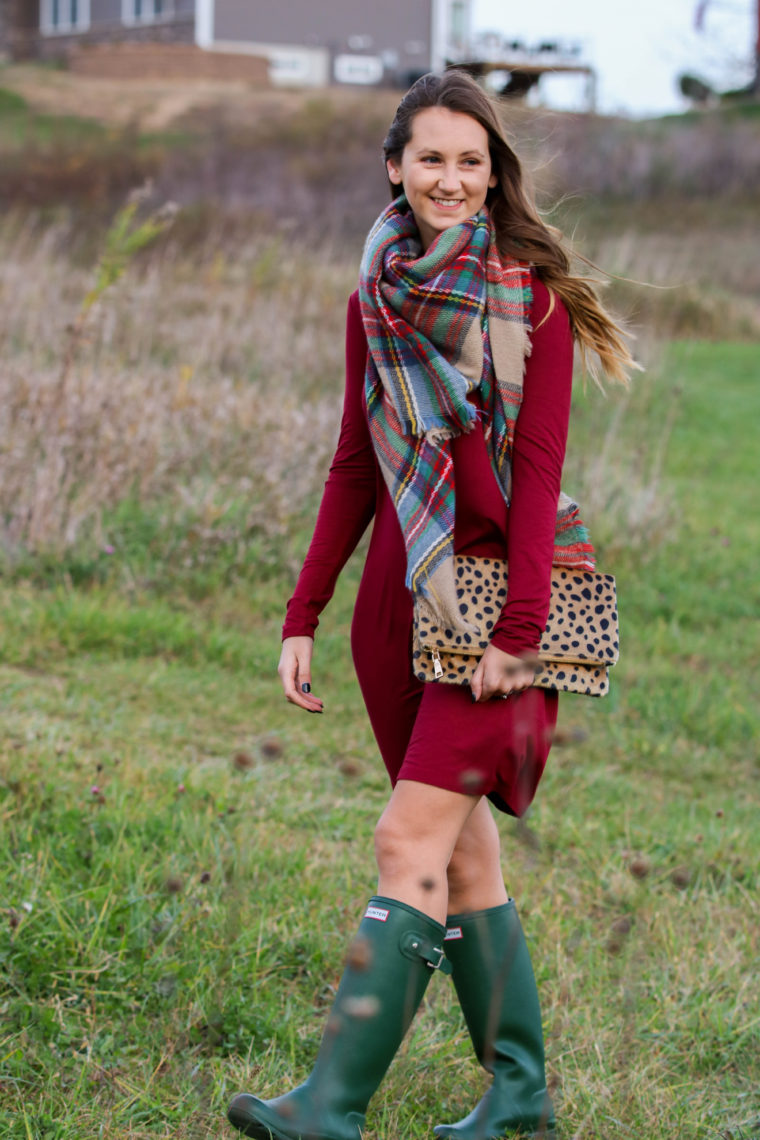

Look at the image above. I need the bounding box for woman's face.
[386,106,497,252]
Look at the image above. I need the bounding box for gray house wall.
[1,0,41,59]
[85,0,197,32]
[27,0,196,60]
[3,0,467,82]
[213,0,433,84]
[95,0,125,25]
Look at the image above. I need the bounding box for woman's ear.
[488,171,498,188]
[386,159,403,187]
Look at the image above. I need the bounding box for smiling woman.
[227,69,637,1140]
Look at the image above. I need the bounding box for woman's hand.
[470,644,535,703]
[278,636,324,713]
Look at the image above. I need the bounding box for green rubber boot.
[227,896,451,1140]
[434,901,556,1139]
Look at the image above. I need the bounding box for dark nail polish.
[470,691,477,703]
[301,683,311,694]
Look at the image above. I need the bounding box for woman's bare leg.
[446,797,509,914]
[374,779,480,924]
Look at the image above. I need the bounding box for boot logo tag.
[444,926,463,940]
[364,905,390,922]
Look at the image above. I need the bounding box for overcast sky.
[471,0,756,115]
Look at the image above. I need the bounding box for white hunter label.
[444,926,463,940]
[364,905,390,922]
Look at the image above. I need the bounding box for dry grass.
[571,219,760,340]
[542,107,760,200]
[563,381,677,564]
[1,79,757,568]
[2,198,755,570]
[3,65,760,250]
[0,61,400,132]
[0,216,355,561]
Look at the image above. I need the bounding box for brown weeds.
[1,101,755,569]
[0,217,354,560]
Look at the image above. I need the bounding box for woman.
[228,71,633,1140]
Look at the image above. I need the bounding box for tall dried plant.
[5,194,177,553]
[0,213,354,566]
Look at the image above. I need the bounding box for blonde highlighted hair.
[383,70,636,386]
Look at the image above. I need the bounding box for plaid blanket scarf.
[359,196,594,634]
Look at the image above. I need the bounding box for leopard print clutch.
[412,556,619,697]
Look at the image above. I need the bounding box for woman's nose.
[436,164,462,192]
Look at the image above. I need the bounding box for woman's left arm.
[472,278,574,700]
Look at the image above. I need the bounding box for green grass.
[0,80,189,152]
[0,82,108,148]
[1,340,759,1138]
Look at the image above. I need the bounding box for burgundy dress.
[283,278,574,816]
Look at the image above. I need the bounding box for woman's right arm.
[280,292,377,711]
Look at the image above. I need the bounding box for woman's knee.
[374,780,480,890]
[373,810,405,874]
[373,810,438,880]
[373,800,450,884]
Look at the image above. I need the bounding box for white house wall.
[431,0,473,73]
[195,0,213,46]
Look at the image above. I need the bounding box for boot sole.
[228,1100,351,1140]
[227,1104,292,1140]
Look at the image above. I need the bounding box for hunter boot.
[228,896,451,1140]
[434,901,556,1139]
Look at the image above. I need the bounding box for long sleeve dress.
[282,277,574,817]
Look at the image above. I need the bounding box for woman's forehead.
[407,107,489,152]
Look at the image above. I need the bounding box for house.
[0,0,196,57]
[1,0,473,87]
[199,0,472,87]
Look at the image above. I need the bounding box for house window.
[40,0,91,34]
[122,0,174,25]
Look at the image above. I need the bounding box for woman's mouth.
[431,198,464,209]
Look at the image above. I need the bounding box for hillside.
[2,62,759,230]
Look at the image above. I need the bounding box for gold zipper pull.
[432,650,443,679]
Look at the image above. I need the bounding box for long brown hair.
[383,71,635,385]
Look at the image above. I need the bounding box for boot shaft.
[434,900,556,1135]
[310,896,450,1113]
[444,901,545,1073]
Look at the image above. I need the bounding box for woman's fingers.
[470,659,484,702]
[470,645,534,702]
[284,670,325,713]
[278,636,324,713]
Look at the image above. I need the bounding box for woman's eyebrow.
[414,147,487,158]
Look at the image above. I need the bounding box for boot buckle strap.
[400,931,452,975]
[425,944,452,974]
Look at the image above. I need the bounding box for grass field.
[1,69,759,1140]
[1,338,758,1139]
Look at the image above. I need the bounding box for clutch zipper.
[431,650,443,679]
